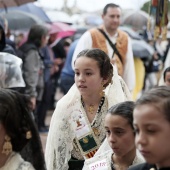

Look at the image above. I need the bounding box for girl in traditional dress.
[83,101,144,170]
[45,48,131,170]
[129,86,170,170]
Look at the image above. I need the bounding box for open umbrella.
[0,0,36,8]
[48,22,76,38]
[132,39,154,60]
[45,10,72,24]
[0,10,44,30]
[119,26,142,40]
[0,3,51,23]
[121,10,150,31]
[84,14,103,26]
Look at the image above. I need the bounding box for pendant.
[92,127,99,136]
[88,105,94,114]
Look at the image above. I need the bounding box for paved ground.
[40,111,53,153]
[39,93,64,153]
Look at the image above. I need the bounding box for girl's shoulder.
[0,152,35,170]
[17,161,35,170]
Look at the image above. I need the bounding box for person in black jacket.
[0,23,15,55]
[18,25,49,132]
[128,86,170,170]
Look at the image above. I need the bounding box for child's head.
[0,89,46,170]
[133,86,170,168]
[163,67,170,86]
[74,49,113,96]
[105,101,135,157]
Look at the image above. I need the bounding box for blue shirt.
[61,39,79,78]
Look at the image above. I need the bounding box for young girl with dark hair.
[83,101,144,170]
[45,48,131,170]
[129,86,170,170]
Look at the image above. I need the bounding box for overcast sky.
[37,0,149,12]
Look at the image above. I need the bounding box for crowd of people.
[0,2,170,170]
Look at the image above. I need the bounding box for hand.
[53,58,63,65]
[50,65,59,75]
[30,97,36,110]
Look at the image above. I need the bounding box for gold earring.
[26,131,32,139]
[2,135,12,155]
[99,81,105,96]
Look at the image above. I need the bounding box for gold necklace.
[81,96,105,114]
[88,104,95,114]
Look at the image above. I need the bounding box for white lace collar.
[0,152,35,170]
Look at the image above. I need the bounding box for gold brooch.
[93,127,99,136]
[88,105,95,114]
[83,137,89,143]
[26,131,32,139]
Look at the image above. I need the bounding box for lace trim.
[81,96,105,114]
[45,65,132,170]
[71,98,108,160]
[83,150,144,170]
[0,152,35,170]
[111,151,145,170]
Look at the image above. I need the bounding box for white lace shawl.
[45,66,132,170]
[0,152,35,170]
[83,149,145,170]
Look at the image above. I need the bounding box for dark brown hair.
[75,48,113,87]
[163,66,170,82]
[135,86,170,122]
[27,24,48,48]
[107,101,135,130]
[103,3,120,15]
[0,89,46,170]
